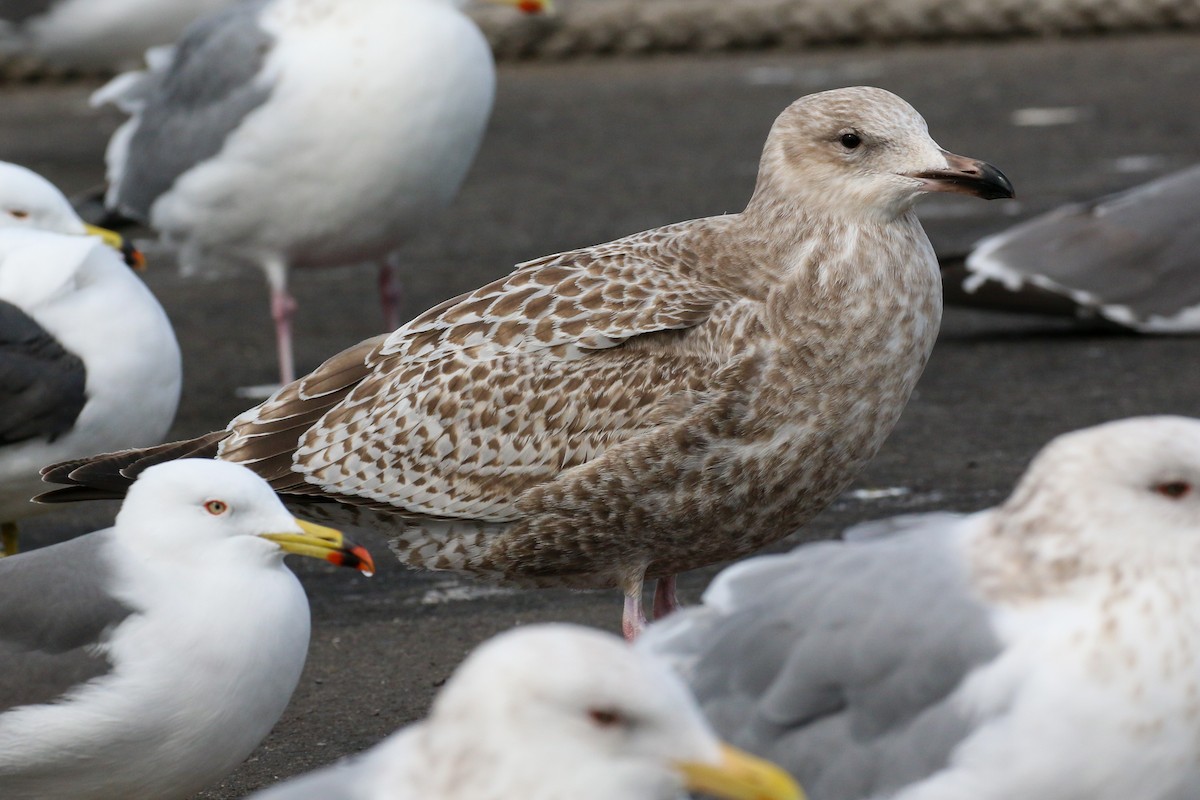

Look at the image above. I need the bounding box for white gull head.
[408,624,801,800]
[0,161,87,235]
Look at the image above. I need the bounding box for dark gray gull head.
[245,624,803,800]
[0,459,374,800]
[642,415,1200,800]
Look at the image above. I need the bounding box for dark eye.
[839,132,862,150]
[588,708,623,728]
[1155,481,1192,500]
[7,209,29,219]
[204,499,229,515]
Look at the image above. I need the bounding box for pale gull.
[0,458,375,800]
[39,86,1014,639]
[0,0,236,71]
[92,0,550,387]
[0,164,180,555]
[642,415,1200,800]
[942,163,1200,332]
[245,624,804,800]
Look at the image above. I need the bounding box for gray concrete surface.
[2,33,1199,797]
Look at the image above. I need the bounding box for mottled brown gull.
[39,86,1013,638]
[642,416,1200,800]
[245,624,803,800]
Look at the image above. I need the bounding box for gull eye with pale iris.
[838,132,862,150]
[1154,481,1193,500]
[588,707,624,728]
[204,499,230,515]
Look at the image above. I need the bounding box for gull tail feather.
[36,431,231,503]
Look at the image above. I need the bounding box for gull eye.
[839,132,862,150]
[7,209,29,219]
[1154,481,1192,500]
[204,499,229,515]
[588,707,624,728]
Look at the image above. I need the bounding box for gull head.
[115,459,374,575]
[0,160,144,267]
[424,624,804,800]
[993,416,1200,573]
[755,86,1013,221]
[0,160,87,235]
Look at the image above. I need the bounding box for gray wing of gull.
[643,514,1002,800]
[0,298,86,447]
[952,164,1200,330]
[0,531,135,712]
[108,0,275,220]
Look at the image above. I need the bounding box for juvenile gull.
[0,459,375,800]
[642,416,1200,800]
[942,164,1200,332]
[0,0,235,71]
[0,164,180,555]
[40,87,1013,638]
[92,0,549,386]
[246,624,803,800]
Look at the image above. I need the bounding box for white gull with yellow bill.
[0,459,375,800]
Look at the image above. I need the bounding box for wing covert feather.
[290,236,743,517]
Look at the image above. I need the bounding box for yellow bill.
[676,743,805,800]
[260,518,376,576]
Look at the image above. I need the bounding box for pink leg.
[264,258,297,385]
[622,581,648,642]
[378,259,403,331]
[652,575,679,620]
[270,287,298,385]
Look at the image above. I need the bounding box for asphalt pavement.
[2,33,1199,797]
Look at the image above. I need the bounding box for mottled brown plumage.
[41,87,1012,637]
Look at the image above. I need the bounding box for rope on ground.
[3,0,1200,82]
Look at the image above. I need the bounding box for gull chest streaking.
[93,0,548,386]
[643,416,1200,800]
[245,624,803,800]
[0,459,374,800]
[41,87,1013,638]
[0,162,180,555]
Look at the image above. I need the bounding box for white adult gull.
[93,0,550,387]
[0,162,179,556]
[245,624,803,800]
[0,0,236,71]
[942,162,1200,332]
[643,415,1200,800]
[0,458,375,800]
[40,87,1013,639]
